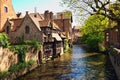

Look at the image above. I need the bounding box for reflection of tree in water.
[19,45,117,80]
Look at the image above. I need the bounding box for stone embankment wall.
[0,47,42,79]
[109,48,120,80]
[0,47,18,71]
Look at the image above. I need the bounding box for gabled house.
[4,11,64,61]
[53,12,73,47]
[4,12,43,44]
[72,26,82,44]
[39,19,62,59]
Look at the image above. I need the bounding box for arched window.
[6,26,9,34]
[25,26,29,34]
[4,6,8,13]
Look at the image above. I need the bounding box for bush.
[9,45,28,63]
[64,39,70,53]
[9,60,35,72]
[81,33,105,52]
[26,39,41,50]
[0,71,9,78]
[27,59,35,65]
[0,33,10,48]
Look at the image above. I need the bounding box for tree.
[81,14,108,51]
[61,0,120,23]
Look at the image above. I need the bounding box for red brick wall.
[0,0,16,31]
[105,27,120,48]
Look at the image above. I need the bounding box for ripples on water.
[19,45,117,80]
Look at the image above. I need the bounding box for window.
[25,26,29,34]
[34,14,37,18]
[6,26,9,34]
[4,6,8,13]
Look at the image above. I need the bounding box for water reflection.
[19,45,117,80]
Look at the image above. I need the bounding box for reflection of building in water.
[72,26,82,44]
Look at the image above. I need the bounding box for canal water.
[19,45,117,80]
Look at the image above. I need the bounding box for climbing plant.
[0,33,10,48]
[9,45,28,63]
[26,39,41,51]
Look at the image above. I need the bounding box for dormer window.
[25,26,29,34]
[4,6,8,13]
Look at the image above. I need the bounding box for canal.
[19,45,117,80]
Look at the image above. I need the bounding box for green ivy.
[0,71,9,78]
[18,35,25,44]
[9,45,28,63]
[0,33,10,48]
[9,60,35,72]
[26,39,41,51]
[64,39,70,53]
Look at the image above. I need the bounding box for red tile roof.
[10,18,23,31]
[39,20,51,27]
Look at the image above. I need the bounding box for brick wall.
[0,0,16,31]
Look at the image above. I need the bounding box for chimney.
[26,11,29,15]
[44,10,49,20]
[50,12,53,20]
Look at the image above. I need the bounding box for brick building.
[104,26,120,48]
[4,11,64,60]
[72,26,82,44]
[1,0,73,60]
[0,0,16,32]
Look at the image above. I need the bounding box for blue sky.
[12,0,77,25]
[12,0,67,15]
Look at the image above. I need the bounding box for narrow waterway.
[19,45,117,80]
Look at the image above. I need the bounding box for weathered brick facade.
[104,26,120,48]
[4,12,43,44]
[0,0,16,31]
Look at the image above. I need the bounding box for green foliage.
[81,14,108,35]
[9,39,41,63]
[81,14,108,52]
[64,10,72,19]
[9,60,35,72]
[0,33,10,48]
[26,39,41,51]
[0,71,9,78]
[18,35,25,44]
[64,39,70,53]
[109,2,120,19]
[108,2,120,27]
[27,59,35,65]
[9,45,28,63]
